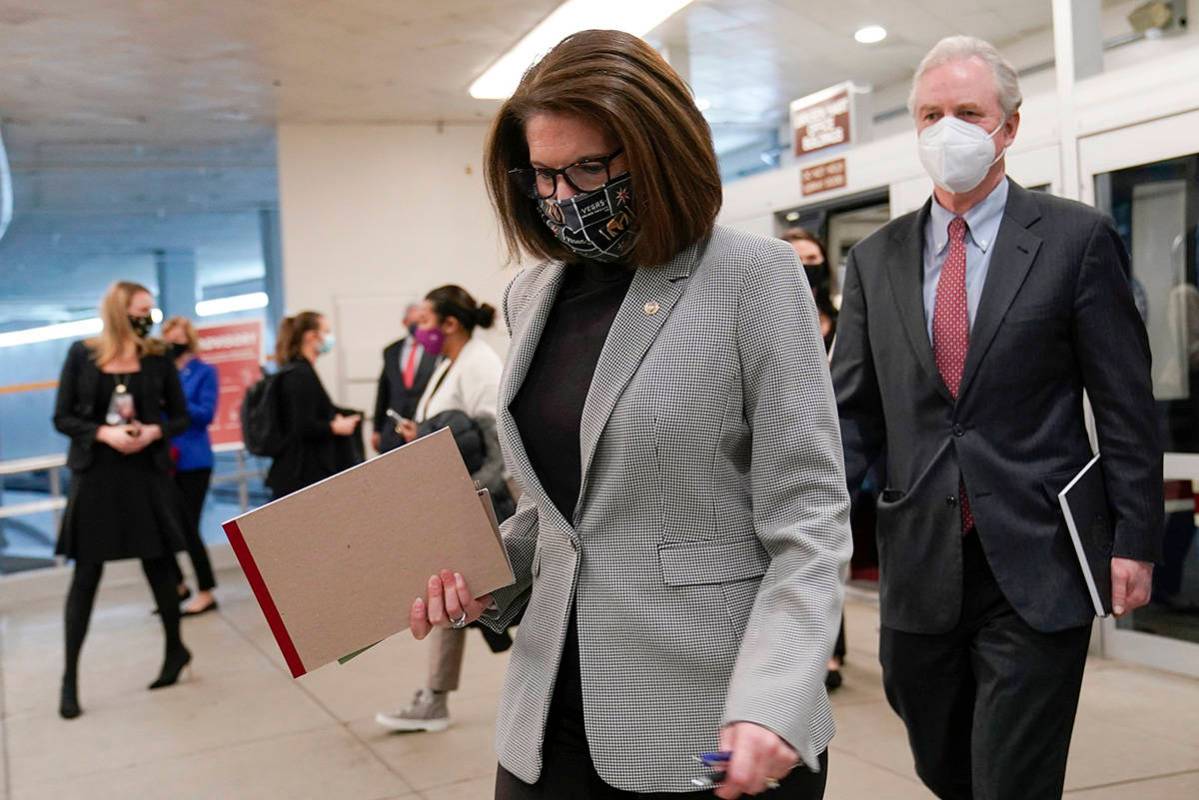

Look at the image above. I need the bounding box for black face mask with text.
[538,172,635,263]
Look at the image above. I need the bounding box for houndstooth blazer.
[482,224,852,793]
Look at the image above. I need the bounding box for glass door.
[1081,109,1199,676]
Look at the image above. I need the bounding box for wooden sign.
[790,81,872,159]
[801,158,847,196]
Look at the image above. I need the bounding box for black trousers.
[170,468,217,591]
[495,612,828,800]
[879,531,1091,800]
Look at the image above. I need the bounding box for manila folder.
[222,428,514,678]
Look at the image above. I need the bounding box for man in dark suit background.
[831,36,1163,799]
[372,303,439,454]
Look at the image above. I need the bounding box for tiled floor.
[2,569,1198,799]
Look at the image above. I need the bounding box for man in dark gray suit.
[371,303,439,454]
[831,36,1163,799]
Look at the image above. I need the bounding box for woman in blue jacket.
[162,317,220,616]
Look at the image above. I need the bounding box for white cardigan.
[414,336,502,422]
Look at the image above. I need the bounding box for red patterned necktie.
[402,344,419,390]
[933,216,975,532]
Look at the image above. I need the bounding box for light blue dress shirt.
[923,179,1010,343]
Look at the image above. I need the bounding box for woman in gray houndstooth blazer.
[409,30,851,800]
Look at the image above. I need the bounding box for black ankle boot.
[149,646,192,690]
[60,676,81,719]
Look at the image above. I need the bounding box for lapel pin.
[644,301,660,316]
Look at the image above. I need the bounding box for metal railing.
[0,454,67,526]
[0,442,265,528]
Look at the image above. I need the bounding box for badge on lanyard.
[106,376,137,426]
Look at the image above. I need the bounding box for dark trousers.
[170,468,216,591]
[879,531,1091,800]
[495,611,828,800]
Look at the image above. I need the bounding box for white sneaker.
[375,688,450,732]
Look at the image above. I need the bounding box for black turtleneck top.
[509,261,636,522]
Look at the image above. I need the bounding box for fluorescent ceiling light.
[0,317,103,348]
[695,97,712,112]
[854,25,887,44]
[0,126,10,244]
[195,292,269,318]
[0,297,263,348]
[470,0,696,99]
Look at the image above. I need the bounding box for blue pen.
[698,751,731,765]
[690,753,780,791]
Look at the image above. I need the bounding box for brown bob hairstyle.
[484,29,722,267]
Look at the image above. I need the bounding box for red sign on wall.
[196,321,264,447]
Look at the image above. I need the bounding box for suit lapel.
[573,238,706,518]
[957,183,1043,401]
[885,201,955,405]
[497,263,569,528]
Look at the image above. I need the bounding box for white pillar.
[1052,0,1103,200]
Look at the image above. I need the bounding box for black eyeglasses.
[508,148,624,199]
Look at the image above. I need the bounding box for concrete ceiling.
[0,0,1067,324]
[1,0,1060,155]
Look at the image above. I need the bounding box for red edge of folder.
[223,519,307,679]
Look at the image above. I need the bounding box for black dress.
[55,354,190,564]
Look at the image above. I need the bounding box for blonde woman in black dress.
[53,281,193,719]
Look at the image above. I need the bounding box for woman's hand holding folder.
[410,570,494,639]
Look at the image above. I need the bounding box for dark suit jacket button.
[947,495,958,506]
[953,425,965,437]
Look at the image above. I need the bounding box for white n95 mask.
[918,116,1006,194]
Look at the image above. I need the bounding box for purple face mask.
[413,325,445,356]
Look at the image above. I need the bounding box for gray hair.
[908,36,1023,118]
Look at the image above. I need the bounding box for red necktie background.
[933,216,975,533]
[402,345,418,390]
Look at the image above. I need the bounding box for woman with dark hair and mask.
[407,30,850,800]
[53,281,194,719]
[376,284,506,734]
[782,228,838,350]
[160,316,221,617]
[265,311,362,499]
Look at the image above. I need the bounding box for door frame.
[1079,109,1199,677]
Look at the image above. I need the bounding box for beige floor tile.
[350,701,499,792]
[841,597,882,661]
[298,632,510,724]
[1064,770,1199,798]
[824,749,929,799]
[6,566,1199,800]
[1064,713,1199,791]
[824,700,922,784]
[6,667,334,791]
[3,615,278,718]
[420,775,495,800]
[827,661,887,707]
[12,725,413,800]
[1,718,8,800]
[1078,661,1199,743]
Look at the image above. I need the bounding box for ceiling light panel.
[470,0,696,99]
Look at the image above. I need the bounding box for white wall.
[276,123,521,414]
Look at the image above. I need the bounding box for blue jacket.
[172,357,218,471]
